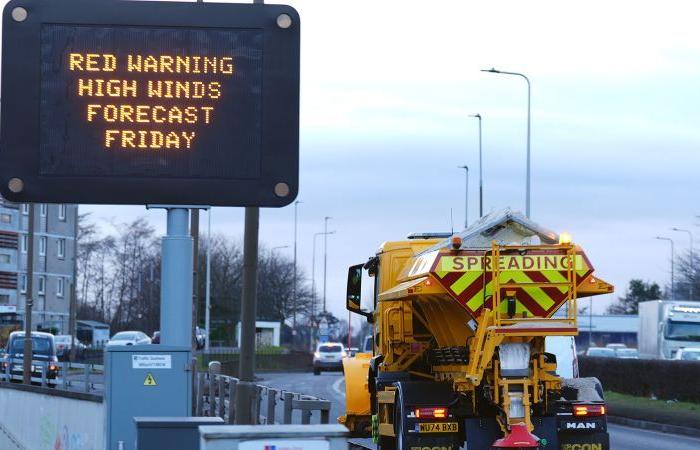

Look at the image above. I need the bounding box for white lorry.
[638,300,700,359]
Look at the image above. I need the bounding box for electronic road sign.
[0,0,300,206]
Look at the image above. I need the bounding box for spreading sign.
[0,0,300,206]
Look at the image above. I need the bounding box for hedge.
[579,356,700,402]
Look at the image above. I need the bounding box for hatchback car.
[585,347,616,358]
[615,348,639,359]
[674,348,700,361]
[313,343,346,375]
[106,331,152,346]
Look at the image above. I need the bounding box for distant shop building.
[235,320,281,348]
[577,314,639,349]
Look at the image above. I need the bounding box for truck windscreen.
[665,321,700,341]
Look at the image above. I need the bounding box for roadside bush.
[579,356,700,402]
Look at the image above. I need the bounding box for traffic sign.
[0,0,300,206]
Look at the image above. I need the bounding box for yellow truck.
[340,211,613,450]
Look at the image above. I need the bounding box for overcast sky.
[17,0,698,324]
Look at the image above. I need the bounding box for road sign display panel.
[1,0,299,206]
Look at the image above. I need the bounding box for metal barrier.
[194,365,331,425]
[0,357,104,393]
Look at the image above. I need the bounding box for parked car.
[615,348,639,359]
[106,331,152,346]
[605,343,627,350]
[673,347,700,361]
[2,331,59,385]
[195,327,206,350]
[53,334,86,360]
[585,347,616,358]
[151,331,160,344]
[313,342,346,375]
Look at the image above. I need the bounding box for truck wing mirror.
[347,264,373,322]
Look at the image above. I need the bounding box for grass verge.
[605,391,700,429]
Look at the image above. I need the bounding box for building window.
[57,238,66,259]
[21,235,27,253]
[0,254,10,264]
[39,236,47,256]
[20,274,26,293]
[57,277,65,298]
[58,204,66,221]
[0,294,8,305]
[38,276,45,295]
[21,204,29,215]
[0,213,11,224]
[40,204,47,217]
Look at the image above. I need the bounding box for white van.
[545,336,579,379]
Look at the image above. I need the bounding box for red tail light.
[574,404,605,416]
[415,407,447,419]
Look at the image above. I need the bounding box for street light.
[293,200,302,335]
[481,67,531,218]
[323,216,332,313]
[655,236,675,300]
[458,165,469,228]
[672,227,694,300]
[469,113,484,217]
[312,230,335,320]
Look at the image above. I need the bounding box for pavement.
[258,371,700,450]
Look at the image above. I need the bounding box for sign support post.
[235,206,260,424]
[160,207,193,347]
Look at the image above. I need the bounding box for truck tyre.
[313,367,321,376]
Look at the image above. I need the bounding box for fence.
[199,349,313,376]
[195,363,331,425]
[0,357,104,393]
[579,356,700,402]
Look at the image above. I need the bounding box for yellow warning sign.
[144,373,157,386]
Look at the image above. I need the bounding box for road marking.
[332,376,345,398]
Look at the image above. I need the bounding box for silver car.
[106,331,152,346]
[313,343,346,375]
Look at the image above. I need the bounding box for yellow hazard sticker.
[144,373,157,386]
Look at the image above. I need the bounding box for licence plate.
[418,422,458,433]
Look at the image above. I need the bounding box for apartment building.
[0,197,78,334]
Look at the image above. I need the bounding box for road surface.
[258,371,700,450]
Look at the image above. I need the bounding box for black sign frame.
[0,0,300,206]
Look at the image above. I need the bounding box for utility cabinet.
[105,345,192,450]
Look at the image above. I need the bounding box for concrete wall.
[0,384,104,450]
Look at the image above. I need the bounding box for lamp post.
[312,230,335,321]
[458,165,469,228]
[672,227,694,300]
[481,67,531,218]
[323,216,332,313]
[469,113,484,217]
[656,236,675,300]
[292,200,302,344]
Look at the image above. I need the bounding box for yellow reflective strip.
[450,271,482,295]
[467,280,491,311]
[503,271,556,310]
[435,270,449,279]
[540,269,568,294]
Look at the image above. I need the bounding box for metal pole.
[470,114,483,217]
[205,209,212,352]
[323,216,331,313]
[312,233,319,323]
[69,205,79,361]
[672,228,694,300]
[459,166,468,228]
[481,68,531,217]
[22,204,35,384]
[589,297,593,348]
[191,209,200,349]
[236,206,260,424]
[656,236,675,300]
[293,201,301,343]
[160,208,193,347]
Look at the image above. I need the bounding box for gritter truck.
[340,210,613,450]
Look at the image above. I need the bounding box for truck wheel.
[313,368,321,376]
